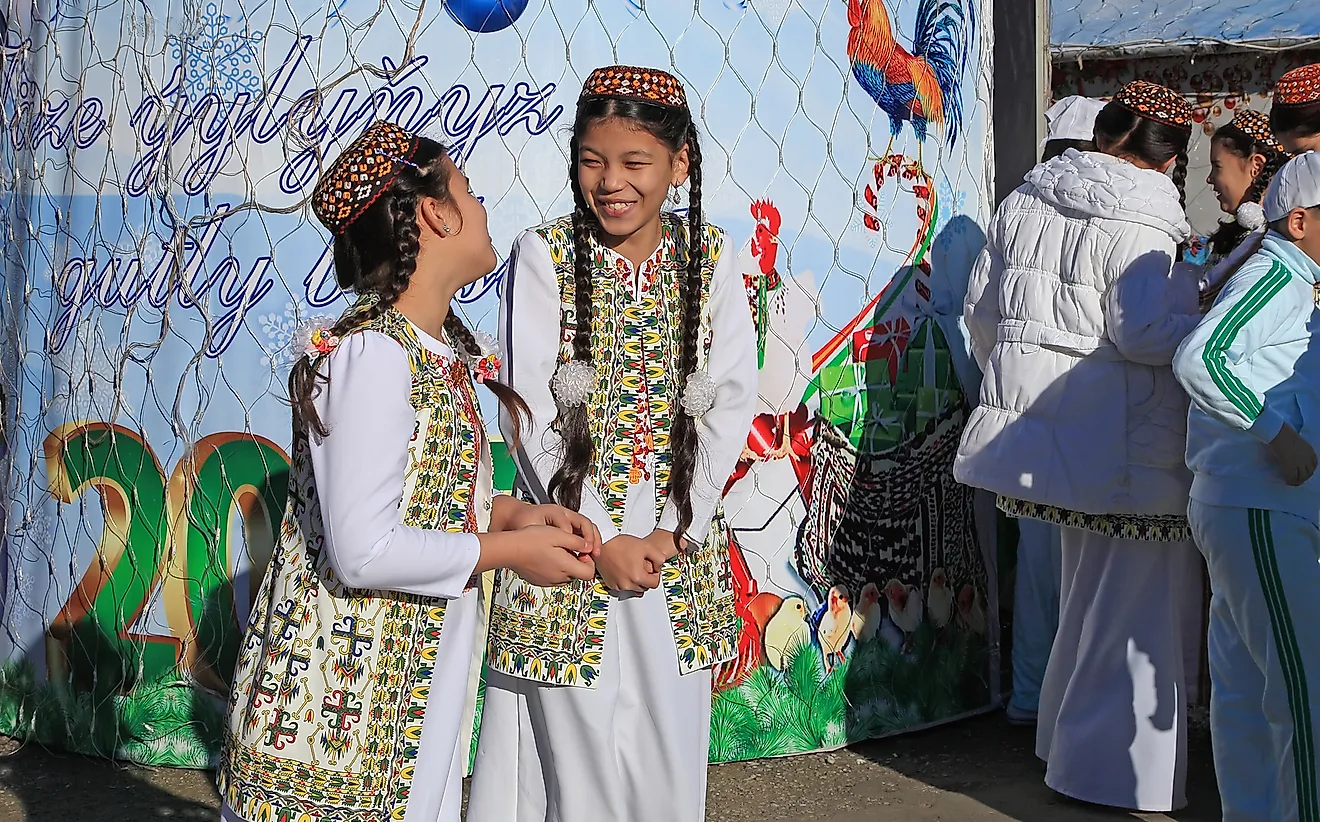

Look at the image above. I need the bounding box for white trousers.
[1010,518,1061,714]
[1036,527,1202,812]
[1189,501,1320,822]
[468,582,712,822]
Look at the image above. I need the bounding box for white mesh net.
[0,0,997,769]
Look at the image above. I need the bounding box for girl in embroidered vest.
[217,121,602,822]
[468,67,759,822]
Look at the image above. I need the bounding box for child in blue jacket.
[1174,150,1320,821]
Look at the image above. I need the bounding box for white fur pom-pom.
[1236,201,1266,231]
[680,369,717,418]
[552,359,598,408]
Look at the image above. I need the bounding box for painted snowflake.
[260,302,301,371]
[935,177,967,235]
[7,511,53,618]
[166,2,264,99]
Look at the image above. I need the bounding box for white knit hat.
[1263,151,1320,222]
[1041,96,1105,148]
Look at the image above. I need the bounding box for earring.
[442,225,452,233]
[669,186,681,204]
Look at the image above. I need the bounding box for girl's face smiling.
[1207,138,1264,214]
[577,117,689,264]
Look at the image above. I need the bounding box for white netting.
[0,0,997,768]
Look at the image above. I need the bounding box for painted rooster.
[846,0,976,166]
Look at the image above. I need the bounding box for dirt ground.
[0,709,1220,822]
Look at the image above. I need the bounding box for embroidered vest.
[486,215,738,688]
[218,305,491,822]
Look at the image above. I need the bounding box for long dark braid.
[444,311,531,447]
[667,120,706,549]
[1171,149,1189,212]
[291,136,527,441]
[289,186,421,440]
[546,131,600,514]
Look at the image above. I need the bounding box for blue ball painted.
[444,0,529,33]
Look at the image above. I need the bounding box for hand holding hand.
[501,502,602,557]
[505,526,597,587]
[596,535,664,594]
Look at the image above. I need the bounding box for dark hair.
[290,137,529,442]
[1271,101,1320,142]
[1040,138,1093,162]
[552,96,704,549]
[1094,102,1193,211]
[1207,123,1290,258]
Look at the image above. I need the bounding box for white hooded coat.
[954,149,1201,517]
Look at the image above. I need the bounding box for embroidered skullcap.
[580,65,687,109]
[1042,96,1104,147]
[1113,80,1192,129]
[311,121,421,235]
[1275,64,1320,107]
[1227,108,1284,152]
[1263,151,1320,222]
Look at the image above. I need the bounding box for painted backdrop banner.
[0,0,997,768]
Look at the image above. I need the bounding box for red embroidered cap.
[311,121,421,235]
[1227,109,1285,153]
[1113,80,1193,130]
[1275,63,1320,107]
[580,65,688,109]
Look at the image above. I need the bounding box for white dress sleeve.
[309,331,481,599]
[499,230,623,542]
[656,231,760,545]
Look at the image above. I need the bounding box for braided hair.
[1207,123,1290,259]
[550,96,706,548]
[290,136,528,441]
[1094,101,1193,210]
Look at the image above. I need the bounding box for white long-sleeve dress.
[468,217,758,822]
[221,320,488,822]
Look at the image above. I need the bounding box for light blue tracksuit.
[1173,232,1320,822]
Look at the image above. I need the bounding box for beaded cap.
[580,65,688,109]
[1226,108,1284,153]
[1275,63,1320,107]
[311,121,421,235]
[1113,80,1192,129]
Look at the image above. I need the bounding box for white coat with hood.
[954,148,1202,517]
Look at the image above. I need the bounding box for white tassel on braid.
[1236,201,1266,231]
[461,330,503,383]
[680,369,717,418]
[553,359,598,408]
[292,315,342,360]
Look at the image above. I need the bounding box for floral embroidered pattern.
[486,214,737,687]
[997,495,1191,543]
[219,300,489,821]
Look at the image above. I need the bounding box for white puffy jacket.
[953,149,1202,517]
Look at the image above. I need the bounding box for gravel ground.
[0,710,1220,821]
